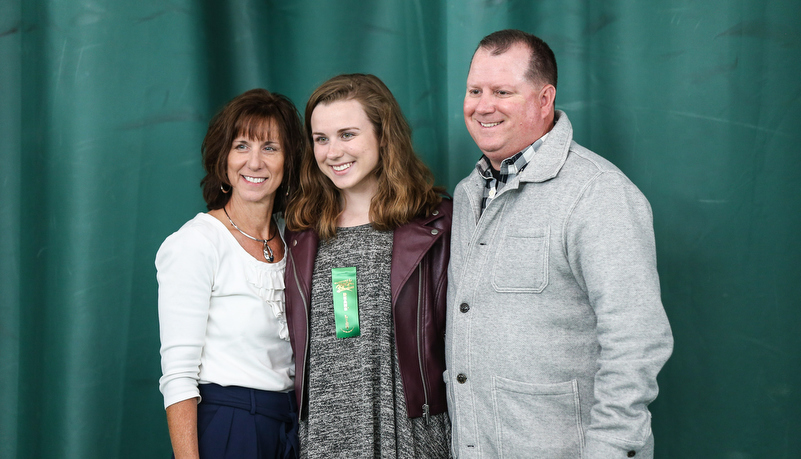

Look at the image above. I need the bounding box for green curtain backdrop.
[2,0,799,457]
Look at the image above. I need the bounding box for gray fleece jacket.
[445,110,673,459]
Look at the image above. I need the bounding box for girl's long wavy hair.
[285,74,443,239]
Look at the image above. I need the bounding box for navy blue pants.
[190,383,299,459]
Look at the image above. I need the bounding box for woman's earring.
[220,183,231,193]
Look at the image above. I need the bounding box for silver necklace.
[223,207,276,262]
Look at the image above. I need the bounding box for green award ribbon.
[331,267,360,338]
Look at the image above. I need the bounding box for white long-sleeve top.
[156,212,294,409]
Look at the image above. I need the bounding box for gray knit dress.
[298,225,451,458]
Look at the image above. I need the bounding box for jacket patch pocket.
[491,226,549,293]
[491,376,583,459]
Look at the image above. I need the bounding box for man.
[445,29,673,458]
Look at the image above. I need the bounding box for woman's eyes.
[232,143,278,152]
[313,132,355,143]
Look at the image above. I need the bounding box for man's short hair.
[477,29,557,89]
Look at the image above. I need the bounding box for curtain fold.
[1,2,22,458]
[2,1,799,457]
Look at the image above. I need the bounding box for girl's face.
[310,99,380,199]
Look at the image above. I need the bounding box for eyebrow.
[312,127,361,136]
[232,137,279,144]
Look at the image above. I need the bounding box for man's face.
[464,42,553,169]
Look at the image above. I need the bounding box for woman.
[284,74,452,458]
[156,88,303,459]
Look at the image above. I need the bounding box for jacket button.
[627,452,636,458]
[457,373,467,384]
[292,240,297,246]
[460,303,469,313]
[432,210,439,216]
[431,229,439,235]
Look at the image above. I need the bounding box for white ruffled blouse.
[245,249,289,341]
[157,213,295,409]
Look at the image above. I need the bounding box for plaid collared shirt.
[477,134,548,213]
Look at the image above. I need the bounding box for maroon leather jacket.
[284,198,452,421]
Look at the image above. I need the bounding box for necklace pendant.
[263,241,275,262]
[223,207,276,262]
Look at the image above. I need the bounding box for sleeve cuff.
[584,432,654,459]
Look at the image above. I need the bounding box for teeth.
[480,121,501,127]
[332,162,352,172]
[244,176,266,183]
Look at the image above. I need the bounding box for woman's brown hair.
[200,88,304,213]
[285,74,443,239]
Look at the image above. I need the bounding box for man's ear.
[539,84,556,114]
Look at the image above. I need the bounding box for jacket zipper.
[415,263,430,424]
[288,247,310,418]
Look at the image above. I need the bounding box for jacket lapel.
[390,212,443,305]
[287,229,319,310]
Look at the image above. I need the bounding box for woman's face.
[226,121,284,207]
[310,99,380,198]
